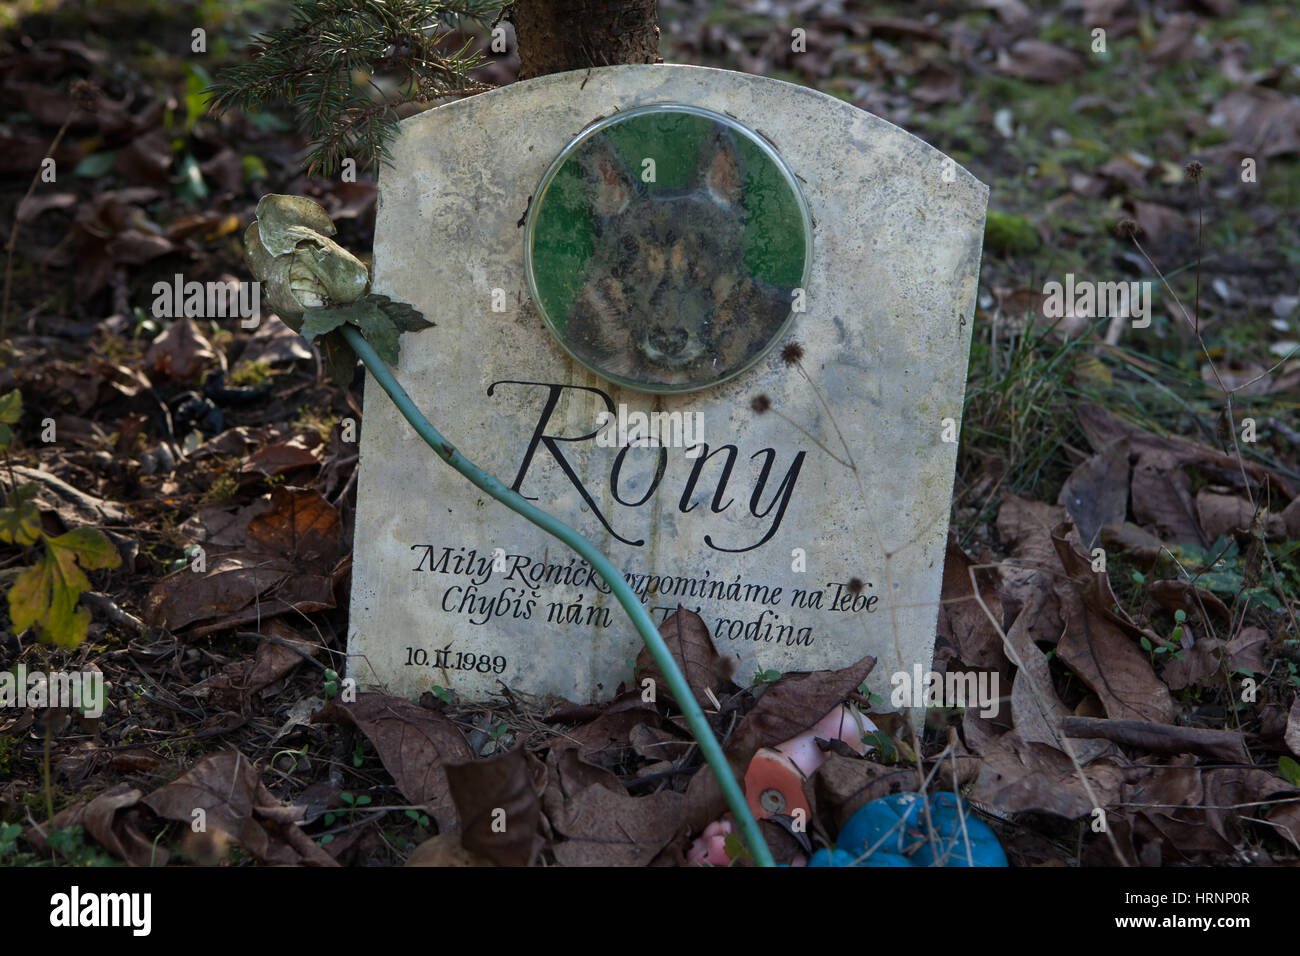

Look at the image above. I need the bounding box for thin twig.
[1,115,74,337]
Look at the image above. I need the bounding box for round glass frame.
[523,104,813,394]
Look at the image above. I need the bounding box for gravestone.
[348,64,987,705]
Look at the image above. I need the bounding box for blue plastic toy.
[808,791,1007,867]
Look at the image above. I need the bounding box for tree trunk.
[510,0,661,80]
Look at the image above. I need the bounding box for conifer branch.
[208,0,499,177]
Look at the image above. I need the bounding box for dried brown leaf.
[635,607,735,711]
[1196,490,1284,540]
[334,693,474,832]
[1147,578,1231,625]
[242,438,321,480]
[727,653,876,763]
[1051,528,1174,723]
[144,317,216,380]
[143,549,336,632]
[1226,626,1269,674]
[1005,598,1112,763]
[405,833,494,866]
[1160,637,1224,690]
[1057,443,1129,550]
[1286,701,1300,759]
[446,748,541,866]
[1131,448,1205,546]
[995,494,1069,643]
[245,486,340,567]
[548,783,684,866]
[938,536,1009,674]
[965,730,1125,819]
[144,751,333,865]
[30,783,165,867]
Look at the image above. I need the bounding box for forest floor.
[0,0,1297,866]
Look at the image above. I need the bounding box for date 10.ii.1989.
[403,645,508,675]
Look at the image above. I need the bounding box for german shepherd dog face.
[563,126,793,388]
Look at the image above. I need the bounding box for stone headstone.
[348,64,987,705]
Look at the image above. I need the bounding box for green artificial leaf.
[310,294,429,366]
[8,527,122,647]
[354,308,401,365]
[370,294,433,333]
[0,822,22,860]
[0,389,21,424]
[299,305,353,344]
[1279,756,1300,788]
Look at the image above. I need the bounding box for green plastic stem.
[340,325,774,868]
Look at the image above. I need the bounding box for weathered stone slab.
[348,64,987,704]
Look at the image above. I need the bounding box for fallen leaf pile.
[0,0,1296,867]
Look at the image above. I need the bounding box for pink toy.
[744,704,876,821]
[687,704,877,864]
[685,815,809,866]
[686,818,733,866]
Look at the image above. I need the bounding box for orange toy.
[742,704,877,821]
